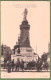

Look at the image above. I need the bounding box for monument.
[18,8,34,56]
[11,9,38,62]
[19,9,30,47]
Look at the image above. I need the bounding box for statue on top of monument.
[23,8,28,21]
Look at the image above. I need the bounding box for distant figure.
[36,60,42,72]
[32,60,36,69]
[11,59,14,71]
[4,58,7,69]
[16,59,20,71]
[7,60,11,73]
[20,59,24,71]
[23,8,28,21]
[24,62,27,70]
[43,61,48,70]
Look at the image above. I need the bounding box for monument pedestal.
[20,47,34,56]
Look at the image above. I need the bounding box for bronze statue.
[23,8,28,21]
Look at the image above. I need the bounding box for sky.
[1,1,50,57]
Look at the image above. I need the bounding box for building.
[41,43,50,70]
[48,43,50,53]
[1,44,12,58]
[47,43,50,70]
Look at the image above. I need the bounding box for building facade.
[1,44,12,58]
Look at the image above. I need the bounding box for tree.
[41,53,47,62]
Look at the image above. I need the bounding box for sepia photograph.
[1,1,50,78]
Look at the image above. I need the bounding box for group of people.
[4,58,49,73]
[6,59,25,72]
[4,58,36,72]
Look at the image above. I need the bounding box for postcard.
[1,1,50,79]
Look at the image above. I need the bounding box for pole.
[36,46,37,54]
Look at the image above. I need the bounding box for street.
[1,69,50,78]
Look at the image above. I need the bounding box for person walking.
[16,59,20,71]
[11,59,14,71]
[20,59,24,71]
[7,59,11,73]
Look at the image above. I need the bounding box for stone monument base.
[20,47,34,56]
[11,47,38,62]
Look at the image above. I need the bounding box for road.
[1,69,50,78]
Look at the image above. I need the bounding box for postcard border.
[0,0,51,80]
